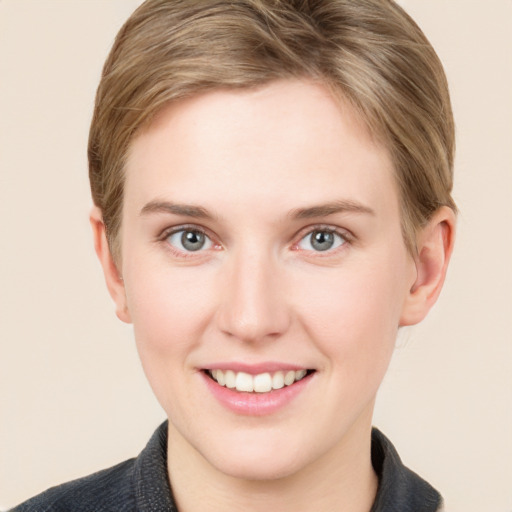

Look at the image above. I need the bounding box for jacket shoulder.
[11,458,137,512]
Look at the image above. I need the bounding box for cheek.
[124,264,215,366]
[123,263,219,415]
[294,256,408,374]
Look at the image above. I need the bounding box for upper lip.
[200,362,311,374]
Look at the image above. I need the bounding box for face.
[116,80,418,481]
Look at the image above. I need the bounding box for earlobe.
[400,206,456,326]
[90,207,132,324]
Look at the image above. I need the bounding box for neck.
[167,409,378,512]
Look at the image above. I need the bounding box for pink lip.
[201,361,308,374]
[200,370,314,416]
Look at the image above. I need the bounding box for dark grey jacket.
[12,423,443,511]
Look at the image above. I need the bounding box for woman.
[13,1,455,510]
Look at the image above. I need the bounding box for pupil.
[311,231,334,251]
[182,231,205,251]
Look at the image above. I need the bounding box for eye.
[166,228,214,252]
[297,229,346,252]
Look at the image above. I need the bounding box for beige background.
[1,1,511,510]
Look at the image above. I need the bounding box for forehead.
[124,79,397,221]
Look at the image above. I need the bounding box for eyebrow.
[290,200,375,219]
[140,199,375,221]
[140,201,215,220]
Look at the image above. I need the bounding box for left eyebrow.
[289,200,375,219]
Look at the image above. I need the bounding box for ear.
[90,206,132,324]
[400,206,456,326]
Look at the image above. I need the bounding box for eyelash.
[158,224,353,258]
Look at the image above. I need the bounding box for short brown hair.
[88,0,456,260]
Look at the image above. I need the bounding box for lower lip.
[201,372,313,416]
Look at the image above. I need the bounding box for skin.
[91,79,455,512]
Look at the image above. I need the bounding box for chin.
[199,430,316,482]
[214,452,306,482]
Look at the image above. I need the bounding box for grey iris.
[310,230,334,251]
[181,230,205,251]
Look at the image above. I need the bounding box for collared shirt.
[12,422,443,511]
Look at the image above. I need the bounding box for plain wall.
[1,1,511,510]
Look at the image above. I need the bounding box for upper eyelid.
[159,223,213,240]
[293,223,353,242]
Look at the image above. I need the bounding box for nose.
[216,248,291,343]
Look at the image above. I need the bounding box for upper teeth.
[209,369,308,393]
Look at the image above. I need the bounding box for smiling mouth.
[206,369,314,393]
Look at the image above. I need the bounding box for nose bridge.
[217,244,290,343]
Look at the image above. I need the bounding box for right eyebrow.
[140,200,215,220]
